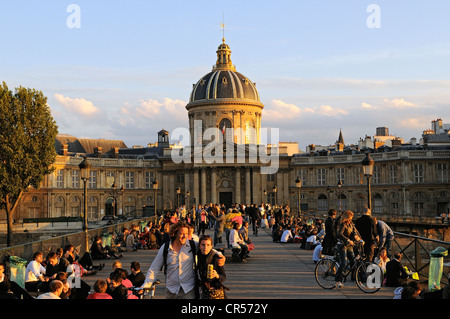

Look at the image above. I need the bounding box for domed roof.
[188,39,262,105]
[189,69,260,103]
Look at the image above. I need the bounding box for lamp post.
[263,189,267,205]
[361,152,375,210]
[295,176,302,218]
[78,157,91,253]
[152,179,159,216]
[337,179,343,214]
[273,185,277,207]
[110,182,124,219]
[176,187,181,208]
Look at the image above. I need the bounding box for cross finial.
[220,12,225,42]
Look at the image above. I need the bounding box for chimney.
[94,146,103,158]
[61,144,68,156]
[113,147,120,159]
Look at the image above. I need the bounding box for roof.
[55,134,127,155]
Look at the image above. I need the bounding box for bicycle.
[130,279,161,299]
[314,241,383,293]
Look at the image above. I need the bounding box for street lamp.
[110,182,124,219]
[361,152,375,210]
[78,156,91,252]
[152,179,159,216]
[337,179,343,214]
[272,185,277,207]
[263,189,267,205]
[295,176,302,217]
[176,187,181,208]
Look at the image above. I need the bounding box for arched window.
[218,118,232,141]
[245,120,256,144]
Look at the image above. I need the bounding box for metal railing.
[392,231,450,287]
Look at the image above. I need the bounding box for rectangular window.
[336,167,345,184]
[89,171,97,189]
[373,166,381,184]
[72,170,80,188]
[355,167,363,185]
[126,171,134,189]
[106,172,115,187]
[267,174,276,182]
[176,172,185,184]
[88,206,98,220]
[414,202,425,215]
[296,169,307,186]
[56,170,64,188]
[317,168,326,186]
[414,164,424,183]
[389,165,397,184]
[437,163,448,183]
[145,172,155,188]
[27,207,40,218]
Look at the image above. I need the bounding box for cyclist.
[334,210,363,288]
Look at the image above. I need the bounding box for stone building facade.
[2,39,449,226]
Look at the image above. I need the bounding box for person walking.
[354,207,378,261]
[208,207,226,246]
[197,235,227,299]
[321,209,337,256]
[141,221,225,299]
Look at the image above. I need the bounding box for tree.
[0,82,58,246]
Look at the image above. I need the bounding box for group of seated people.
[0,245,97,299]
[86,260,147,299]
[272,216,324,250]
[0,241,151,300]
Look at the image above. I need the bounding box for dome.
[189,69,260,103]
[187,38,262,106]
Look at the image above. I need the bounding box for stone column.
[245,168,251,204]
[211,168,217,204]
[193,169,199,207]
[235,168,241,204]
[201,168,207,205]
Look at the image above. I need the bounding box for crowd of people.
[1,202,449,300]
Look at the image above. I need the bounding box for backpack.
[160,239,199,298]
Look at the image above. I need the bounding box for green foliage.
[0,81,58,211]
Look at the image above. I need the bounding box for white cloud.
[383,98,418,109]
[263,99,347,120]
[54,93,100,118]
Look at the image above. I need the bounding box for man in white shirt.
[280,227,294,243]
[37,280,63,299]
[142,221,225,299]
[25,251,49,292]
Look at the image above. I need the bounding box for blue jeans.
[335,243,355,282]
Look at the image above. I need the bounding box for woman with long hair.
[334,210,362,288]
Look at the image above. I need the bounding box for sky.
[1,0,450,152]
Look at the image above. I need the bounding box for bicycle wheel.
[315,258,338,289]
[355,261,383,293]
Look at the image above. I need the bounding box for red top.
[87,292,113,299]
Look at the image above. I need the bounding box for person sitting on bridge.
[385,252,409,287]
[280,227,294,243]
